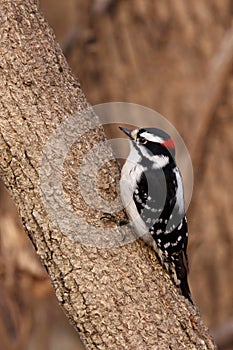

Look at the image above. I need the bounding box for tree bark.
[0,1,216,349]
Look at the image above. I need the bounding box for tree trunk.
[0,1,216,349]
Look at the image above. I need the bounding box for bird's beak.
[119,126,137,140]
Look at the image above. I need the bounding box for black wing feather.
[133,168,168,228]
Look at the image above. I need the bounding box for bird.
[119,126,193,304]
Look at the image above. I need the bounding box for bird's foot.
[101,213,129,227]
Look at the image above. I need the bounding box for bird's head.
[119,126,176,168]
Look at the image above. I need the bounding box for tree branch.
[0,0,216,349]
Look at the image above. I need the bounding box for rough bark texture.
[0,1,217,349]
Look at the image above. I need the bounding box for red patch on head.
[161,138,175,150]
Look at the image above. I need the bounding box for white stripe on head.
[129,140,169,169]
[140,132,164,143]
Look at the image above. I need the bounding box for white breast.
[120,145,149,237]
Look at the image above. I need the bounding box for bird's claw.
[101,213,129,227]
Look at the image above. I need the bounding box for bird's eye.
[139,137,147,144]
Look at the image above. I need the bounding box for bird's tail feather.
[173,251,194,304]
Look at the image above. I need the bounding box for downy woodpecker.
[119,126,193,303]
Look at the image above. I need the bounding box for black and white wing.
[133,168,168,229]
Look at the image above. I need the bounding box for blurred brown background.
[0,1,232,349]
